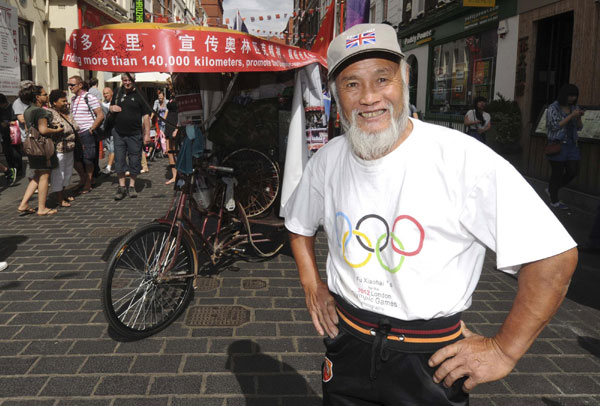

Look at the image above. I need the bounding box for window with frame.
[382,0,388,21]
[429,28,497,113]
[370,4,376,23]
[18,20,32,81]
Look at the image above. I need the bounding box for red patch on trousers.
[323,356,333,382]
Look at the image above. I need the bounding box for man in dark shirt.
[109,73,151,200]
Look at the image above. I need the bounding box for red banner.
[62,25,327,73]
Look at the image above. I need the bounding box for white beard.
[342,103,409,161]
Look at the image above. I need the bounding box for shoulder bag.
[544,141,562,156]
[84,94,112,140]
[23,122,55,166]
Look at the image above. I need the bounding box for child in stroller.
[145,123,167,161]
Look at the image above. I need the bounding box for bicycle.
[100,149,285,340]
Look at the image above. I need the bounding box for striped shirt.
[71,92,100,131]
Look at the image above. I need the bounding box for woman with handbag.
[17,86,63,216]
[463,96,491,144]
[545,84,584,210]
[164,77,179,185]
[48,89,79,207]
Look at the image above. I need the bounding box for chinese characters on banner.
[62,28,327,73]
[0,0,20,95]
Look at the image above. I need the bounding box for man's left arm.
[142,114,151,144]
[429,247,577,392]
[90,107,104,133]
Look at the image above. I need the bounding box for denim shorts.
[79,130,96,166]
[103,135,115,154]
[113,128,143,176]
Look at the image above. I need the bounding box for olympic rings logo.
[335,212,425,273]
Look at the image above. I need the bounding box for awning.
[62,23,327,73]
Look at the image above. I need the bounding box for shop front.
[399,1,518,127]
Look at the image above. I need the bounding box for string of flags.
[224,3,332,26]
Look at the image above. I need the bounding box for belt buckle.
[369,328,405,342]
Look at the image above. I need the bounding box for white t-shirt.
[284,118,575,320]
[465,109,490,132]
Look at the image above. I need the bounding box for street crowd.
[0,75,180,216]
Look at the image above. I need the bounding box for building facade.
[396,0,518,122]
[517,0,600,198]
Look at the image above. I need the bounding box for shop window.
[430,28,497,113]
[18,20,32,81]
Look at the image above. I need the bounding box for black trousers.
[1,134,24,174]
[322,329,469,406]
[548,160,579,203]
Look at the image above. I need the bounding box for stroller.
[145,122,167,161]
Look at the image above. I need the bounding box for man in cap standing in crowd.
[283,23,578,405]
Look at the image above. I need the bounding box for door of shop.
[531,11,573,122]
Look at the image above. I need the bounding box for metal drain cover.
[242,279,267,290]
[185,306,250,326]
[92,227,132,237]
[194,278,220,291]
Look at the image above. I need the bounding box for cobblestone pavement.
[0,159,599,405]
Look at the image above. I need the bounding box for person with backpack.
[68,75,104,194]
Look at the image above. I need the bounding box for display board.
[534,106,600,141]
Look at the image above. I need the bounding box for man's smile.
[359,109,387,119]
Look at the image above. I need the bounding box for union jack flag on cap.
[345,29,376,49]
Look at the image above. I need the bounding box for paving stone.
[8,312,55,326]
[0,377,47,396]
[183,355,230,372]
[172,397,225,406]
[281,355,322,372]
[50,311,95,325]
[489,395,598,405]
[29,355,85,375]
[22,340,73,355]
[2,302,46,312]
[254,309,293,321]
[94,375,151,395]
[252,338,296,353]
[297,338,326,353]
[32,290,72,301]
[503,374,560,394]
[0,400,56,406]
[163,338,208,354]
[513,355,561,373]
[130,355,182,373]
[547,374,600,395]
[234,323,277,337]
[58,325,105,339]
[112,398,169,406]
[0,356,37,375]
[257,373,310,395]
[116,339,164,354]
[0,340,28,356]
[550,355,600,372]
[192,328,234,339]
[57,400,112,406]
[80,355,134,373]
[14,326,63,340]
[204,374,254,395]
[149,375,204,394]
[225,397,278,406]
[278,323,320,337]
[68,340,118,354]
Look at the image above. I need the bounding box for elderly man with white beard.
[283,24,578,405]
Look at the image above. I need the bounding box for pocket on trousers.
[323,329,350,355]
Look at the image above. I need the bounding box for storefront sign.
[463,0,496,7]
[0,1,20,95]
[80,1,121,28]
[402,29,434,48]
[464,6,499,30]
[135,0,145,23]
[62,27,327,73]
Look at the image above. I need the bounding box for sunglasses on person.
[67,83,79,87]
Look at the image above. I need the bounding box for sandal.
[17,207,36,216]
[37,209,58,217]
[60,201,72,208]
[165,178,175,185]
[66,196,75,202]
[80,188,91,194]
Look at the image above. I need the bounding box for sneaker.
[550,201,569,210]
[128,187,138,198]
[115,186,127,201]
[0,261,7,272]
[100,167,112,175]
[5,168,17,185]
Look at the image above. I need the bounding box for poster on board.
[0,1,20,96]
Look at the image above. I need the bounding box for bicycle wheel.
[101,222,196,339]
[222,148,280,218]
